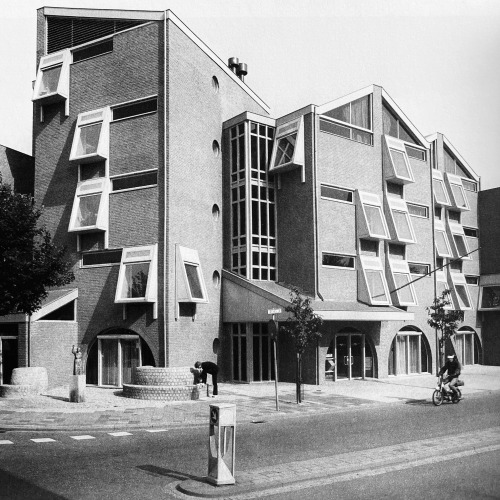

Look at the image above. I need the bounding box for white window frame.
[358,255,391,305]
[447,221,471,260]
[386,197,417,244]
[445,173,470,211]
[176,245,209,304]
[434,220,453,258]
[449,273,473,311]
[269,117,305,178]
[115,245,158,317]
[357,191,390,240]
[436,270,454,310]
[387,259,417,306]
[406,202,429,219]
[320,184,354,204]
[322,252,356,270]
[70,107,111,164]
[68,178,110,233]
[383,135,415,183]
[432,170,451,206]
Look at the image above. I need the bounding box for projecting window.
[82,249,122,267]
[359,255,391,305]
[68,178,109,233]
[115,245,157,305]
[434,221,452,258]
[322,253,355,269]
[72,39,113,63]
[405,145,426,161]
[463,227,478,238]
[407,203,429,219]
[448,222,471,260]
[465,276,479,286]
[269,118,304,173]
[432,171,451,206]
[111,170,158,192]
[112,97,158,121]
[32,50,70,104]
[450,274,473,310]
[387,198,416,243]
[320,185,353,203]
[446,173,470,211]
[70,107,111,163]
[462,179,478,192]
[358,191,390,240]
[176,246,208,303]
[388,260,417,306]
[436,271,454,309]
[384,136,414,183]
[480,285,500,310]
[408,263,430,276]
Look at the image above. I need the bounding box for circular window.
[212,140,220,157]
[212,204,220,221]
[212,76,219,93]
[212,270,221,288]
[213,338,220,355]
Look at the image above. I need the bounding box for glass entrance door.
[334,334,365,380]
[100,338,119,386]
[98,336,141,387]
[121,339,140,384]
[351,335,363,378]
[336,335,349,379]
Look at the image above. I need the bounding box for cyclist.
[438,354,462,400]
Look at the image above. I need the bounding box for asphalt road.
[0,393,499,499]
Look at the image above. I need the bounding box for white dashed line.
[146,429,168,433]
[70,435,95,440]
[108,432,132,437]
[0,440,14,445]
[31,438,57,443]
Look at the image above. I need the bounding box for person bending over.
[194,361,219,396]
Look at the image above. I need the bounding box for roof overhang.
[223,112,276,131]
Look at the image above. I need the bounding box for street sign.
[267,308,282,315]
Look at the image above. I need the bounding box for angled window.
[386,198,416,244]
[320,185,354,203]
[115,245,157,306]
[448,222,471,260]
[68,178,109,233]
[32,50,70,104]
[407,203,429,219]
[358,255,391,305]
[434,220,452,258]
[436,271,454,310]
[450,273,473,310]
[269,117,304,173]
[176,246,208,303]
[387,259,417,306]
[357,191,390,240]
[322,253,355,269]
[70,107,111,164]
[479,285,500,310]
[383,136,414,184]
[445,173,470,211]
[432,170,451,206]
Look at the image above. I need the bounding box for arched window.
[388,326,431,376]
[455,327,480,365]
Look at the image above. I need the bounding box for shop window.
[269,117,304,174]
[112,97,158,121]
[32,49,70,108]
[357,191,390,240]
[432,170,451,206]
[434,220,452,258]
[445,173,470,211]
[320,184,354,203]
[70,107,111,163]
[479,285,500,310]
[322,253,355,269]
[407,203,428,219]
[68,178,109,233]
[449,273,473,310]
[386,198,416,243]
[383,135,414,183]
[358,255,391,305]
[387,259,417,306]
[176,245,208,303]
[448,222,471,260]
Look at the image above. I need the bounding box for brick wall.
[0,146,34,196]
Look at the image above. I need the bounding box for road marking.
[108,432,132,437]
[31,438,56,443]
[0,440,14,445]
[70,435,95,440]
[146,429,168,433]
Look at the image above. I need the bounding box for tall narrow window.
[68,178,109,233]
[176,246,208,303]
[434,220,452,258]
[70,107,111,163]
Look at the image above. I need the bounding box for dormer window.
[386,198,416,244]
[70,108,111,164]
[358,255,391,305]
[432,170,451,206]
[68,178,109,233]
[176,245,208,303]
[357,191,390,240]
[434,220,453,258]
[447,222,471,260]
[445,173,470,211]
[383,136,414,184]
[269,117,304,174]
[387,259,417,306]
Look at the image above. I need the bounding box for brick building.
[0,7,490,388]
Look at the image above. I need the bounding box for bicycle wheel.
[452,388,462,403]
[432,390,443,406]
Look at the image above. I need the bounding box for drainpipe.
[163,12,168,367]
[430,139,439,376]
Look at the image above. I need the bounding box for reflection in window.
[76,123,102,157]
[39,66,62,96]
[122,262,150,298]
[274,133,297,167]
[481,286,500,309]
[76,194,101,228]
[185,263,204,299]
[322,253,355,268]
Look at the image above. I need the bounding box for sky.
[1,0,499,189]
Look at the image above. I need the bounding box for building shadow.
[0,468,68,499]
[136,465,200,482]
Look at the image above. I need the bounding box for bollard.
[207,403,236,486]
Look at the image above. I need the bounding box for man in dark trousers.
[194,361,219,396]
[438,354,462,399]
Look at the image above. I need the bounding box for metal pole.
[273,338,279,411]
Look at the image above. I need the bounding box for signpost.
[268,308,281,412]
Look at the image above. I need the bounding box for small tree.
[280,287,323,403]
[0,179,74,317]
[427,289,464,372]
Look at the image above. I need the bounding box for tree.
[280,287,323,403]
[427,289,464,372]
[0,178,74,316]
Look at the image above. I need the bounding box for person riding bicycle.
[438,354,462,399]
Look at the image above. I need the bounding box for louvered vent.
[47,16,146,53]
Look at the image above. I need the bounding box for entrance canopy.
[222,271,414,322]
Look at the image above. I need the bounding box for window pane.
[464,335,473,365]
[397,336,407,374]
[366,270,387,302]
[433,179,448,204]
[409,263,429,275]
[364,205,386,237]
[406,146,426,161]
[39,66,61,95]
[274,133,297,166]
[112,171,158,191]
[386,182,403,198]
[321,185,353,202]
[481,286,500,308]
[394,273,414,303]
[113,98,157,121]
[324,103,350,123]
[435,231,450,256]
[462,179,477,192]
[351,129,373,145]
[322,254,355,268]
[451,184,468,208]
[382,106,398,137]
[465,276,478,285]
[455,285,471,308]
[453,234,468,257]
[448,211,461,223]
[407,203,428,218]
[392,210,413,240]
[390,149,410,178]
[444,149,456,174]
[463,227,478,238]
[350,96,370,129]
[409,336,419,372]
[77,194,101,227]
[82,249,122,266]
[359,238,379,256]
[185,263,204,299]
[122,262,150,298]
[76,123,102,156]
[398,123,416,144]
[319,119,351,139]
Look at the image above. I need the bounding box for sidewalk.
[0,365,499,431]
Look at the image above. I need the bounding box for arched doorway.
[86,329,155,386]
[325,327,374,381]
[388,326,431,376]
[455,327,481,365]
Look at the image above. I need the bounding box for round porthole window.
[212,140,220,157]
[212,76,219,93]
[212,204,220,221]
[212,270,221,288]
[213,338,220,355]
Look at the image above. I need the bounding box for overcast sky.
[1,0,499,189]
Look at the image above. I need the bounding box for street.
[0,392,499,499]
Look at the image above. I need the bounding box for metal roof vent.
[236,63,248,82]
[228,57,239,73]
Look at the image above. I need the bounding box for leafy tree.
[427,289,464,371]
[0,178,74,316]
[280,287,323,403]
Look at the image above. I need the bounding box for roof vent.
[228,57,239,73]
[236,63,248,82]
